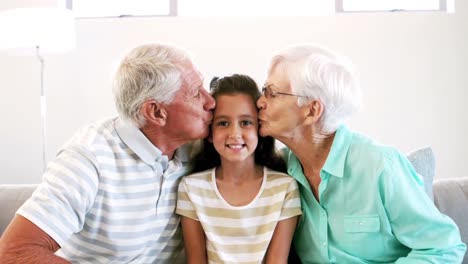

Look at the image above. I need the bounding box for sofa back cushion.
[0,184,38,236]
[407,146,435,200]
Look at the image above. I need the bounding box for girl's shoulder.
[264,167,295,182]
[182,168,214,182]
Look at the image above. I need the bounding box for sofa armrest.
[433,177,468,264]
[0,184,38,236]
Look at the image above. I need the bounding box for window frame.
[66,0,454,19]
[335,0,454,13]
[65,0,178,18]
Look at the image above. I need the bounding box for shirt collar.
[321,124,353,178]
[115,118,165,166]
[115,118,193,167]
[175,141,196,164]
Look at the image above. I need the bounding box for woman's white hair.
[268,44,362,133]
[113,43,192,128]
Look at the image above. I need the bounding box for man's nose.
[203,89,215,111]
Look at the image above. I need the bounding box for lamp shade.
[0,7,76,55]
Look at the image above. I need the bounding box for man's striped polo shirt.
[18,117,191,263]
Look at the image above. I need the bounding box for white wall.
[0,1,467,183]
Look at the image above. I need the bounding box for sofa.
[1,147,467,263]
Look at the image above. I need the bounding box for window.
[67,0,455,18]
[68,0,176,18]
[177,0,334,16]
[336,0,454,13]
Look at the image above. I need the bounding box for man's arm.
[265,216,299,264]
[180,216,207,264]
[0,215,69,264]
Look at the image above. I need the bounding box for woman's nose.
[256,96,265,109]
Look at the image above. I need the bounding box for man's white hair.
[113,43,193,128]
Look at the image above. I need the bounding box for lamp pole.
[36,46,46,172]
[0,7,76,174]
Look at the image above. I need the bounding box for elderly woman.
[256,44,466,263]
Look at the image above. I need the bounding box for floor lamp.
[0,8,76,172]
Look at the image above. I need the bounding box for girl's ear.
[141,100,167,126]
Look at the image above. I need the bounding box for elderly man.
[0,43,215,263]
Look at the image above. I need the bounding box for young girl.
[176,74,302,264]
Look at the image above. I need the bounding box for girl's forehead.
[214,94,257,114]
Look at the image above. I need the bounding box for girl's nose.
[229,126,241,139]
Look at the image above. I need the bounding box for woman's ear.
[303,100,324,125]
[141,100,167,127]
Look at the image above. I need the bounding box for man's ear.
[303,100,323,125]
[141,100,167,126]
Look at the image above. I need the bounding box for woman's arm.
[265,216,299,264]
[383,152,466,263]
[180,216,207,264]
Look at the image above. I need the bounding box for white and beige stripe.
[177,167,302,263]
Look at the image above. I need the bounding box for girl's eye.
[241,120,253,126]
[216,121,228,127]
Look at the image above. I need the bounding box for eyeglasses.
[261,84,308,99]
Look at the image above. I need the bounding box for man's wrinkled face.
[164,64,216,142]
